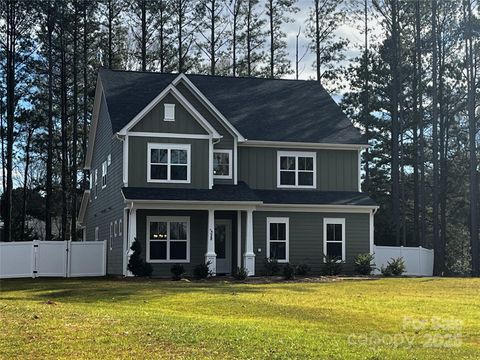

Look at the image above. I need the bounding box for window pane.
[215,225,226,259]
[280,171,295,185]
[170,222,187,240]
[269,223,278,240]
[298,157,313,170]
[298,172,313,186]
[171,165,187,180]
[280,156,296,170]
[150,222,167,240]
[270,242,286,261]
[335,224,343,241]
[150,241,167,260]
[151,149,167,163]
[327,242,342,259]
[214,164,229,176]
[327,224,334,241]
[170,241,187,260]
[214,152,229,166]
[277,223,286,240]
[171,149,187,164]
[151,164,167,179]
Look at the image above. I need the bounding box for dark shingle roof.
[99,69,366,145]
[122,182,376,206]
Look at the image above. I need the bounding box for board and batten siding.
[128,136,210,188]
[85,94,125,275]
[238,147,359,191]
[252,211,370,274]
[130,93,209,135]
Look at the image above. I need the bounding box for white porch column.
[243,209,255,276]
[126,208,137,276]
[205,209,217,275]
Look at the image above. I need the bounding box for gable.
[130,93,209,135]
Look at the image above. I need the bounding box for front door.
[215,219,232,274]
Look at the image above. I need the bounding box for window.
[277,151,316,188]
[164,103,175,121]
[109,222,113,250]
[94,169,98,198]
[147,216,190,263]
[147,143,190,183]
[114,220,118,237]
[213,150,232,179]
[323,218,345,261]
[95,227,99,241]
[107,154,111,166]
[119,219,123,236]
[266,217,289,263]
[102,161,107,188]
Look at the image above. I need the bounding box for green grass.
[0,277,479,359]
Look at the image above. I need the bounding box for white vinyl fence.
[0,240,106,279]
[373,245,434,276]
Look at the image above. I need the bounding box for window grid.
[277,151,316,189]
[213,149,232,179]
[147,217,190,263]
[323,218,345,262]
[147,143,190,183]
[266,217,289,263]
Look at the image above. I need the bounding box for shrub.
[295,263,311,276]
[170,264,185,280]
[354,253,376,275]
[283,263,296,280]
[232,267,249,280]
[193,262,212,280]
[263,257,280,276]
[127,238,153,277]
[381,257,406,277]
[321,255,343,276]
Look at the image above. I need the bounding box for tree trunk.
[141,0,147,71]
[82,0,88,190]
[246,0,252,76]
[268,0,274,78]
[71,0,79,241]
[314,0,320,82]
[21,128,33,242]
[46,0,54,240]
[60,13,68,241]
[108,0,113,69]
[210,0,216,75]
[178,0,183,73]
[363,0,369,191]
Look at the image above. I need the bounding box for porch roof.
[122,182,376,207]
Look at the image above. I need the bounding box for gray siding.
[131,93,208,135]
[85,95,125,275]
[252,211,370,274]
[238,147,359,191]
[128,136,210,188]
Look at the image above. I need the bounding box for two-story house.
[78,69,377,276]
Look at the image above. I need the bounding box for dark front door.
[215,219,232,274]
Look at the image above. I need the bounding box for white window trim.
[147,143,191,183]
[213,149,233,179]
[164,103,175,121]
[94,169,98,199]
[146,216,190,263]
[323,218,346,262]
[102,161,108,189]
[114,220,118,237]
[266,217,289,263]
[119,219,123,236]
[94,226,99,241]
[277,151,317,189]
[109,222,113,250]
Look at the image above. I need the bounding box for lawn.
[0,277,479,359]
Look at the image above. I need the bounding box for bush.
[170,264,185,280]
[354,253,376,275]
[193,262,212,280]
[381,257,406,277]
[321,255,343,275]
[283,263,296,280]
[295,263,311,276]
[232,267,249,280]
[263,257,280,276]
[127,238,153,277]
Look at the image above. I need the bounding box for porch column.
[126,208,136,277]
[244,209,255,276]
[205,209,217,275]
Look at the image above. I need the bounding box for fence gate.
[0,240,106,279]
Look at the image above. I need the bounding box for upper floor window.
[164,104,175,121]
[277,151,316,189]
[147,143,191,183]
[213,149,232,179]
[102,161,108,188]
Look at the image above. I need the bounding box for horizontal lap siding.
[85,95,124,275]
[253,211,370,274]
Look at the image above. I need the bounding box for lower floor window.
[266,217,289,262]
[323,218,345,261]
[147,216,190,262]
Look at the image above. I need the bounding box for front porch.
[124,205,257,277]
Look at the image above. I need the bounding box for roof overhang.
[239,140,369,151]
